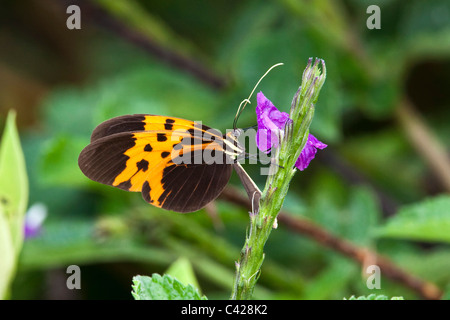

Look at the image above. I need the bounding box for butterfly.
[78,114,259,213]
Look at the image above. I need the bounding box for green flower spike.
[231,58,327,300]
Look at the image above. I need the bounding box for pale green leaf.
[345,187,381,245]
[376,195,450,243]
[131,274,207,300]
[165,257,201,292]
[344,294,404,300]
[0,110,28,298]
[40,135,88,186]
[0,206,15,299]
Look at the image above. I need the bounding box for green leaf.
[41,88,96,138]
[39,135,88,187]
[18,215,176,271]
[399,0,450,59]
[376,195,450,243]
[304,258,356,300]
[165,257,201,292]
[341,129,425,200]
[91,66,217,125]
[0,205,15,299]
[94,0,196,55]
[131,274,207,300]
[344,294,404,300]
[362,76,400,118]
[443,284,450,300]
[0,110,28,298]
[345,187,381,245]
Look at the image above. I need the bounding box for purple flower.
[255,92,290,153]
[255,92,327,171]
[294,134,327,171]
[24,203,47,239]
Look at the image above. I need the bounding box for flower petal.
[295,134,327,171]
[255,92,290,153]
[24,203,47,239]
[256,128,272,153]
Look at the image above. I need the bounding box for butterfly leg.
[233,162,261,214]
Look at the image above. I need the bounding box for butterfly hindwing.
[79,114,237,213]
[143,156,233,212]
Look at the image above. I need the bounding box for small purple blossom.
[255,92,290,153]
[295,134,327,171]
[255,91,327,171]
[24,203,47,239]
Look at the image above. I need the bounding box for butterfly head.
[223,129,245,161]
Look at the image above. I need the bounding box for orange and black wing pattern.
[78,114,237,213]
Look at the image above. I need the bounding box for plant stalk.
[230,58,326,300]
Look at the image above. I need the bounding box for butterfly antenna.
[233,62,284,130]
[241,124,258,131]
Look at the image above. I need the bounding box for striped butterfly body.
[78,114,251,213]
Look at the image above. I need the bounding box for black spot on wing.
[136,159,149,172]
[194,122,212,132]
[161,151,170,158]
[157,133,167,142]
[141,181,153,204]
[116,179,132,191]
[164,118,175,130]
[144,144,153,152]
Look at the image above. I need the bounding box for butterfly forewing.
[78,114,239,213]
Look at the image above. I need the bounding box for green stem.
[230,153,293,300]
[230,58,326,300]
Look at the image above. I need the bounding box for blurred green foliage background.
[0,0,449,299]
